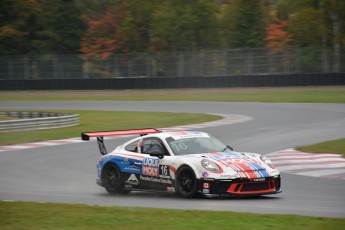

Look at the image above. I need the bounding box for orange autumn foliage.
[80,9,125,60]
[265,18,292,53]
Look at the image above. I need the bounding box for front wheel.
[175,166,198,198]
[101,163,129,195]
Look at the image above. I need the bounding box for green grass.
[0,110,220,145]
[0,201,343,230]
[1,90,345,103]
[0,115,16,120]
[296,138,345,157]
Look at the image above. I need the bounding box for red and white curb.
[0,113,251,153]
[0,138,83,152]
[268,149,345,180]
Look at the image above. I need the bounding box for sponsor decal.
[220,174,237,178]
[123,165,141,173]
[171,131,209,140]
[142,158,159,176]
[167,187,175,192]
[253,178,266,182]
[202,171,209,178]
[203,178,215,181]
[126,174,139,185]
[139,175,172,184]
[202,189,210,194]
[202,183,210,189]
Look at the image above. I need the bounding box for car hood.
[183,151,253,160]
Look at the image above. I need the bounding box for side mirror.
[146,145,165,159]
[227,145,234,151]
[149,151,164,159]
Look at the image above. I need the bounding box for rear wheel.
[175,166,198,198]
[102,163,129,195]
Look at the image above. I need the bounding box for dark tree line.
[1,0,344,61]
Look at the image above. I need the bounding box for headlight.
[260,155,274,169]
[201,159,220,173]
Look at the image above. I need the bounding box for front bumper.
[199,175,281,196]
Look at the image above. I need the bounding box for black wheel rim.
[103,165,119,190]
[179,169,195,194]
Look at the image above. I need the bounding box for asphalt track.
[1,101,345,218]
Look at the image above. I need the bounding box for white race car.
[82,128,281,198]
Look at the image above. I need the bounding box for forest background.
[0,0,344,78]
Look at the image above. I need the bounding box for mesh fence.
[0,47,344,79]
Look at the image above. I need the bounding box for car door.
[138,137,175,192]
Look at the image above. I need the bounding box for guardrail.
[0,111,80,132]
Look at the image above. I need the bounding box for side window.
[141,139,153,154]
[125,140,139,152]
[142,137,169,156]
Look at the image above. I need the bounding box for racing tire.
[101,163,130,195]
[175,166,198,198]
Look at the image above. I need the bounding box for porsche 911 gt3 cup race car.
[82,128,281,198]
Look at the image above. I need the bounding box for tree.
[151,0,221,52]
[45,0,86,54]
[0,0,41,54]
[265,18,291,53]
[282,0,345,72]
[0,0,86,55]
[80,6,125,59]
[222,0,267,48]
[289,8,324,47]
[321,0,345,72]
[120,0,158,53]
[28,0,86,54]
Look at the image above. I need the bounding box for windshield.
[166,135,227,155]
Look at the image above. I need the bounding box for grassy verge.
[296,138,345,157]
[1,201,344,230]
[1,89,345,103]
[0,115,16,121]
[0,110,220,145]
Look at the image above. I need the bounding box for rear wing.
[81,128,161,155]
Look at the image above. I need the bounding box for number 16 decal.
[159,165,170,176]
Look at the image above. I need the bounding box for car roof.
[144,130,211,140]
